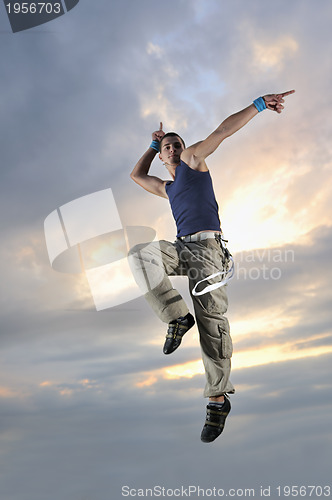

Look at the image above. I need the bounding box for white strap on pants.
[180,233,234,297]
[191,255,234,296]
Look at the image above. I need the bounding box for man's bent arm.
[130,147,168,199]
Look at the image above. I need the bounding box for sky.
[1,1,332,499]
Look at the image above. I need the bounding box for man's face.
[159,136,185,166]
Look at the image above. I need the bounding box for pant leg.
[177,238,235,397]
[128,240,189,323]
[193,285,235,397]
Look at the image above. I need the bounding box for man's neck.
[166,161,180,180]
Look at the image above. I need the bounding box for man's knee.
[128,241,162,261]
[127,242,146,259]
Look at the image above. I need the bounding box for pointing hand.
[152,122,165,142]
[263,90,295,113]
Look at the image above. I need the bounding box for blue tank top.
[165,160,221,237]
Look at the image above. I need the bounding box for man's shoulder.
[181,147,209,172]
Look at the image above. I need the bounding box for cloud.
[146,41,164,59]
[1,351,331,499]
[252,36,299,71]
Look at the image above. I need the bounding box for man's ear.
[159,153,162,161]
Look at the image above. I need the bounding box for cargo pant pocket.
[218,324,233,359]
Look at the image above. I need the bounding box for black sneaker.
[163,313,195,355]
[200,396,231,443]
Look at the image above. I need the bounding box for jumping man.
[129,90,295,442]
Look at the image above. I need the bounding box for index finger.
[279,90,296,98]
[159,122,163,130]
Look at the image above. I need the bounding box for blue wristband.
[150,140,160,152]
[253,97,266,112]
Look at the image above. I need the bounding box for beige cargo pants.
[128,235,235,397]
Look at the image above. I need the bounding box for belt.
[179,231,223,243]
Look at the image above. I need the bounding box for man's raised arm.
[182,91,295,165]
[130,122,168,199]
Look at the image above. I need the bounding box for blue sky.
[0,1,332,499]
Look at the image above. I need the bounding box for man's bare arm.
[130,147,168,199]
[182,90,295,169]
[130,123,168,199]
